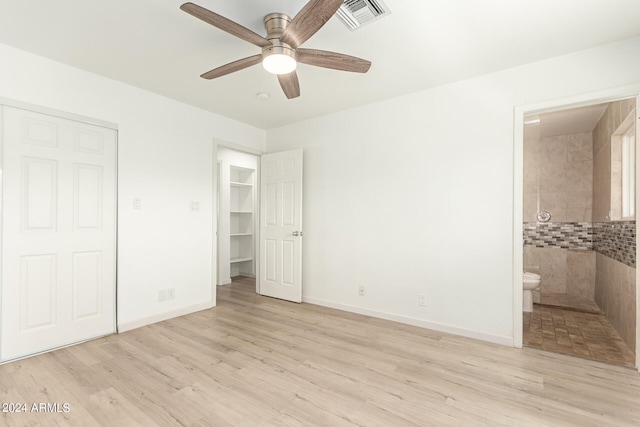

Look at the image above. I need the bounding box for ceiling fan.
[180,1,372,99]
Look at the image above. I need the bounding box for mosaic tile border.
[593,221,636,268]
[523,221,636,268]
[523,222,593,249]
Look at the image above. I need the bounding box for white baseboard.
[302,296,514,347]
[117,301,215,333]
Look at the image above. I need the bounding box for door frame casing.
[512,83,640,371]
[0,97,119,361]
[213,140,265,296]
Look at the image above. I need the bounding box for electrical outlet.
[167,288,175,300]
[158,289,167,302]
[418,293,426,308]
[358,285,365,296]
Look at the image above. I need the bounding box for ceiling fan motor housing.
[262,13,297,66]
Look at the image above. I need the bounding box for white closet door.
[259,149,303,302]
[1,106,117,361]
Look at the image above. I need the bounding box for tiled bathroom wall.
[524,98,637,354]
[523,129,595,297]
[592,99,637,351]
[524,246,595,296]
[595,253,636,352]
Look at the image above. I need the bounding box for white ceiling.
[1,0,640,130]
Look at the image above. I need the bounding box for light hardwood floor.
[2,277,640,426]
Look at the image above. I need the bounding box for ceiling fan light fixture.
[262,50,297,75]
[181,1,371,100]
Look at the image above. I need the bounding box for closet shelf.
[230,181,253,188]
[228,164,255,277]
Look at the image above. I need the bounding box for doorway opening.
[216,145,260,291]
[520,97,638,367]
[214,145,304,305]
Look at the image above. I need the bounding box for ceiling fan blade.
[280,0,343,49]
[200,54,262,79]
[277,71,301,99]
[180,2,271,48]
[297,49,371,73]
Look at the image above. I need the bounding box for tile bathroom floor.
[523,304,636,367]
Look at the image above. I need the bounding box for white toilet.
[523,272,541,312]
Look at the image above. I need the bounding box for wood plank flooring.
[2,276,640,426]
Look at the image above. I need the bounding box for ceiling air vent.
[336,0,391,31]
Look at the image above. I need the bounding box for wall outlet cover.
[419,293,427,307]
[133,197,143,210]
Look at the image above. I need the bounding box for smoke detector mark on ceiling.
[337,0,391,31]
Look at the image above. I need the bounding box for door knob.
[292,231,303,237]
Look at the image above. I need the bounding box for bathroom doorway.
[521,97,638,367]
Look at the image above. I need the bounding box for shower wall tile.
[524,245,540,273]
[539,247,567,293]
[595,253,636,352]
[566,192,592,222]
[594,255,608,307]
[566,160,593,193]
[528,247,594,298]
[592,146,611,221]
[539,193,567,222]
[536,132,593,222]
[523,134,539,195]
[539,135,568,193]
[523,169,538,196]
[567,132,593,162]
[524,233,593,302]
[567,250,596,299]
[539,167,566,194]
[593,118,606,157]
[523,193,538,222]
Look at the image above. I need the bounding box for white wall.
[266,36,640,344]
[0,43,266,330]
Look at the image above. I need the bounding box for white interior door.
[1,105,117,361]
[259,149,303,302]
